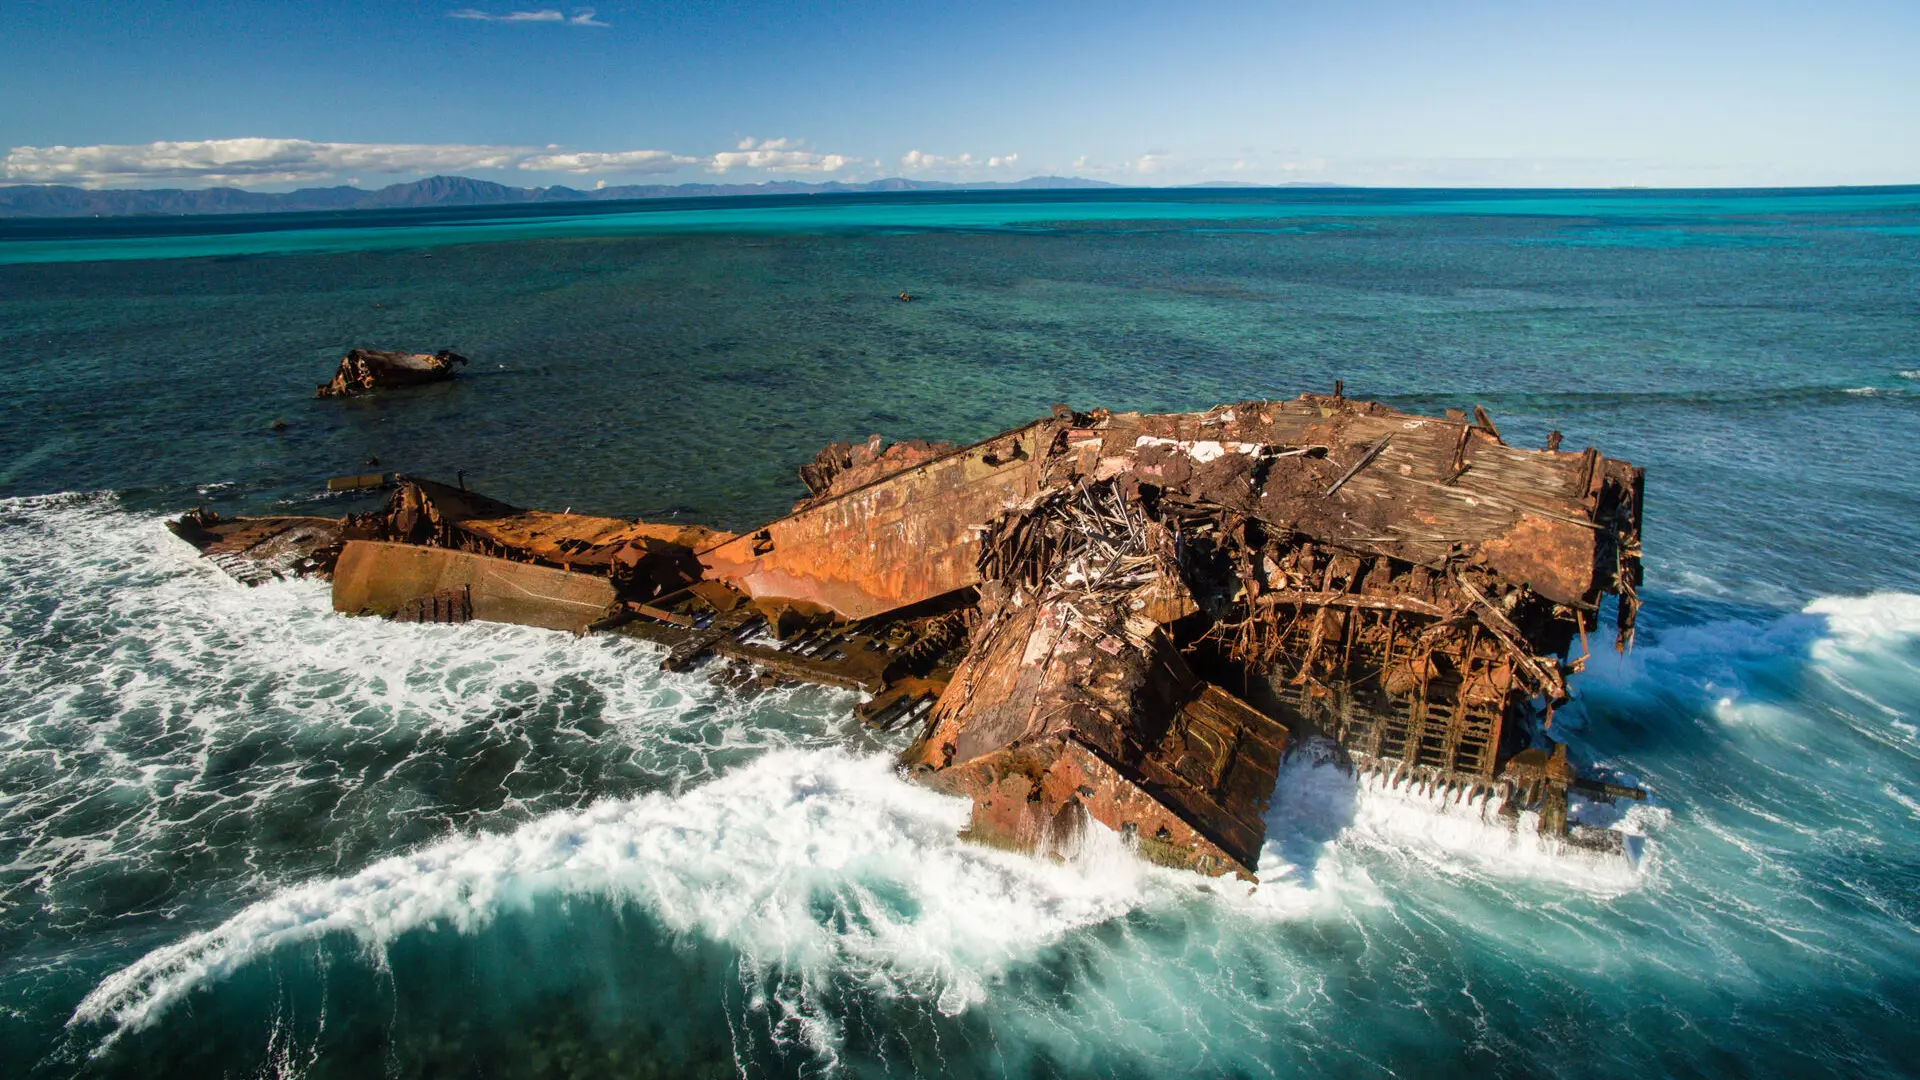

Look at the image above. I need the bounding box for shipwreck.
[170,392,1646,879]
[316,348,467,398]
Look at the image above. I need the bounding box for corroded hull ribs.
[169,392,1647,879]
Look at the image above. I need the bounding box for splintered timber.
[169,392,1646,879]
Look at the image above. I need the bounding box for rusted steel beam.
[1253,590,1453,618]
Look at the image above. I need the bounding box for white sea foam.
[69,747,1195,1044]
[1805,592,1920,651]
[1255,744,1653,902]
[1888,784,1920,819]
[1578,593,1919,737]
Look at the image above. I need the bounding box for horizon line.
[5,174,1920,194]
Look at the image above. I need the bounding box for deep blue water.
[1,187,1916,1078]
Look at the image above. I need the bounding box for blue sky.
[2,0,1915,189]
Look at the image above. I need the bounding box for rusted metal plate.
[332,540,616,633]
[167,512,344,585]
[940,735,1254,878]
[326,472,392,492]
[705,396,1634,624]
[1081,400,1629,606]
[797,435,959,506]
[906,589,1288,878]
[453,511,733,572]
[1136,685,1289,868]
[348,478,726,597]
[699,421,1060,620]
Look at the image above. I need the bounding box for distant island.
[0,174,1133,219]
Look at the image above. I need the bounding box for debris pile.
[170,392,1646,879]
[316,348,467,398]
[165,509,343,585]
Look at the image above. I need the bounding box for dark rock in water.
[317,348,468,398]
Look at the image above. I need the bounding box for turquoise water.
[5,186,1919,264]
[1,188,1917,1077]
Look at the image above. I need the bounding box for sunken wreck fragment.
[316,348,468,398]
[170,392,1646,880]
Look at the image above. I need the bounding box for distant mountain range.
[0,174,1127,218]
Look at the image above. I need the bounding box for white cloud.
[1132,152,1171,175]
[710,138,854,175]
[899,150,1019,174]
[1063,150,1234,182]
[451,9,561,21]
[1,139,531,187]
[5,136,1025,189]
[517,149,699,174]
[450,8,607,25]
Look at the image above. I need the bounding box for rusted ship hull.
[332,541,618,633]
[168,392,1646,879]
[316,348,468,398]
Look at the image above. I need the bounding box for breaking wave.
[68,747,1176,1043]
[69,737,1665,1052]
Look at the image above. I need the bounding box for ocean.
[1,187,1916,1077]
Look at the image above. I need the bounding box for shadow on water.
[1570,587,1835,755]
[1260,749,1361,889]
[64,898,749,1080]
[61,893,1151,1080]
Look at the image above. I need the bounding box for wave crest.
[68,749,1184,1045]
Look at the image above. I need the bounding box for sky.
[1,0,1915,190]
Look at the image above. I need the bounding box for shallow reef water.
[1,188,1917,1077]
